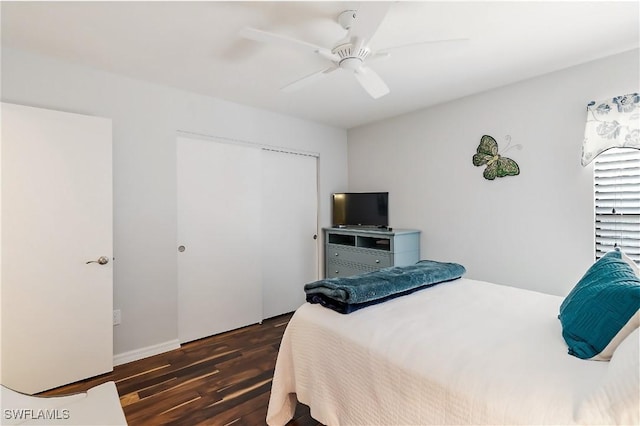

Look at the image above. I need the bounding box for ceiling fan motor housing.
[333,43,369,70]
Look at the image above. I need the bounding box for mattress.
[266,278,629,425]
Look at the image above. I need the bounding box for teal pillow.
[559,250,640,360]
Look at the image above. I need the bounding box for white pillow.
[576,327,640,425]
[618,248,640,277]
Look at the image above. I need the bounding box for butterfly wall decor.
[472,135,521,180]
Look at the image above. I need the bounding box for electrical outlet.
[113,309,121,326]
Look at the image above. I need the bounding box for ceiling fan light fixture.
[340,57,363,71]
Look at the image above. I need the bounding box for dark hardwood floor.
[42,313,321,426]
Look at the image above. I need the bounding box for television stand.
[334,225,392,231]
[323,227,420,278]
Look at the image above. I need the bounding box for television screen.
[332,192,389,227]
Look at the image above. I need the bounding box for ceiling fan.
[239,3,466,99]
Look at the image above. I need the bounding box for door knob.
[86,256,109,265]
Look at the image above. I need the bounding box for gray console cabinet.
[324,228,421,278]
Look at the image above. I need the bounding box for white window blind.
[594,148,640,263]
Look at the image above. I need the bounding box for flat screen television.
[332,192,389,228]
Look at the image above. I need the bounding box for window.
[594,148,640,263]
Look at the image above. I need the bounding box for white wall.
[348,49,639,297]
[1,47,348,357]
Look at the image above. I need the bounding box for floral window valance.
[581,93,639,166]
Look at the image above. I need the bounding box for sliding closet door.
[262,150,318,319]
[177,136,262,344]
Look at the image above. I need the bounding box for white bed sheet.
[266,278,615,425]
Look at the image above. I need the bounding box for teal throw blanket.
[305,260,466,305]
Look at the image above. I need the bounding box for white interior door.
[262,150,318,319]
[1,103,113,394]
[177,136,262,344]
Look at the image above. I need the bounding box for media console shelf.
[324,227,421,278]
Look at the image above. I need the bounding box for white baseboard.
[113,339,181,366]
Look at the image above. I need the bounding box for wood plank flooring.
[41,313,321,426]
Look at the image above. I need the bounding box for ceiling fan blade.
[367,51,391,64]
[377,37,469,54]
[281,66,338,93]
[240,27,339,62]
[348,2,392,44]
[353,66,389,99]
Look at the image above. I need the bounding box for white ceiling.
[2,1,639,129]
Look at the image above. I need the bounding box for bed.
[266,266,640,425]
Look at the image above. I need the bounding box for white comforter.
[266,278,638,425]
